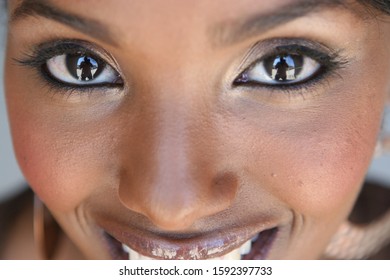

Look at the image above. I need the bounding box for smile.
[100,220,278,260]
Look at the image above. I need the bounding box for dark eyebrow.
[10,0,118,46]
[210,0,358,47]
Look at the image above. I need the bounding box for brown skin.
[4,0,390,259]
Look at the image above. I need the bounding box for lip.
[98,218,278,260]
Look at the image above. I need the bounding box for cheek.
[281,114,379,218]
[10,114,113,211]
[277,129,371,216]
[5,79,119,213]
[222,88,384,219]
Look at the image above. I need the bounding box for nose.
[118,99,238,231]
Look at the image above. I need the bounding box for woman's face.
[5,0,390,259]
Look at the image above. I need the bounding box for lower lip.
[102,227,278,260]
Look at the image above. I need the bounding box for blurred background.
[0,10,389,203]
[1,13,26,202]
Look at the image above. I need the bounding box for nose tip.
[119,171,238,231]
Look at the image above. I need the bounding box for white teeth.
[240,240,252,255]
[122,244,149,260]
[122,244,131,253]
[210,248,240,260]
[138,254,154,260]
[251,233,259,242]
[122,237,254,260]
[129,248,141,260]
[225,247,242,260]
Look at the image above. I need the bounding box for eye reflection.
[67,55,101,81]
[234,49,322,87]
[264,54,303,82]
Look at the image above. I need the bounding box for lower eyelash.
[14,39,124,98]
[234,63,347,103]
[232,45,349,100]
[235,60,336,89]
[13,59,124,104]
[24,69,118,101]
[40,62,122,92]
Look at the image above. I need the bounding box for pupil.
[265,54,303,82]
[66,54,101,81]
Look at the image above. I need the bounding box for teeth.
[209,248,239,260]
[240,240,252,255]
[122,244,131,253]
[138,254,154,260]
[224,247,241,260]
[251,233,259,242]
[122,244,152,260]
[122,236,254,260]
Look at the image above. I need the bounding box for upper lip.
[98,217,277,260]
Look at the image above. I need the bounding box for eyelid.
[16,38,123,80]
[231,37,344,83]
[15,39,127,99]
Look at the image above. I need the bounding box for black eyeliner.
[232,38,348,93]
[15,39,124,94]
[16,39,101,67]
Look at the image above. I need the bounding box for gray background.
[1,13,27,202]
[0,10,389,203]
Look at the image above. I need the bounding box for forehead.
[47,0,293,21]
[10,0,365,53]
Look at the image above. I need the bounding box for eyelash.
[232,40,348,97]
[16,38,348,100]
[15,40,124,96]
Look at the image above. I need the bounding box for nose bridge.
[118,89,238,231]
[151,97,203,218]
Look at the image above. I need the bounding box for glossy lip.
[97,218,279,260]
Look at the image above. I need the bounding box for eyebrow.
[10,0,118,46]
[10,0,359,49]
[210,0,356,47]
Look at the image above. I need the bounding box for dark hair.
[358,0,390,15]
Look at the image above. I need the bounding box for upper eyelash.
[267,45,341,69]
[15,39,124,94]
[17,42,96,67]
[15,38,349,100]
[232,41,348,92]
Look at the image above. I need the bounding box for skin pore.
[3,0,390,259]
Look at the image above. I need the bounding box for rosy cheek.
[278,123,378,218]
[223,93,382,219]
[13,130,71,211]
[10,113,99,212]
[291,144,368,216]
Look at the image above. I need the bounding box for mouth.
[100,222,278,260]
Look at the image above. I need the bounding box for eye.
[44,53,122,86]
[234,53,321,86]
